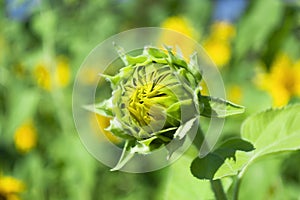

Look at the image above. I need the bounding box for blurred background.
[1,0,300,199]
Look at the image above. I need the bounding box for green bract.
[87,45,244,171]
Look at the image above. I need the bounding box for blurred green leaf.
[239,157,286,200]
[163,153,233,200]
[234,0,284,59]
[6,89,39,138]
[164,155,215,200]
[32,10,57,38]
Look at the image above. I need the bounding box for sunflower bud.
[87,45,244,170]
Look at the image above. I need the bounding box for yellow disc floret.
[128,83,167,127]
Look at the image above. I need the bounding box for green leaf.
[190,138,254,180]
[191,154,224,180]
[214,104,300,179]
[199,96,245,118]
[163,153,233,200]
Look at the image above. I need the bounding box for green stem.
[232,155,256,200]
[210,179,228,200]
[233,175,242,200]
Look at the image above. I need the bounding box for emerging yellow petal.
[14,121,37,153]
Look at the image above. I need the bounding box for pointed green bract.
[199,96,245,118]
[88,45,244,170]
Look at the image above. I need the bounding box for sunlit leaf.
[190,138,254,180]
[163,153,233,200]
[214,104,300,179]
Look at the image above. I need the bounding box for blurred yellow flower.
[227,85,243,104]
[55,57,71,87]
[161,16,197,39]
[0,175,24,200]
[78,67,99,85]
[204,39,231,67]
[14,121,37,153]
[34,63,51,90]
[210,22,235,41]
[204,22,235,67]
[160,16,198,57]
[255,53,300,107]
[34,56,71,90]
[90,114,121,144]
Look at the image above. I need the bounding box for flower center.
[128,83,167,126]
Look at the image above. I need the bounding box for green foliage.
[234,0,284,60]
[190,138,254,180]
[164,155,215,200]
[208,104,300,180]
[1,0,300,199]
